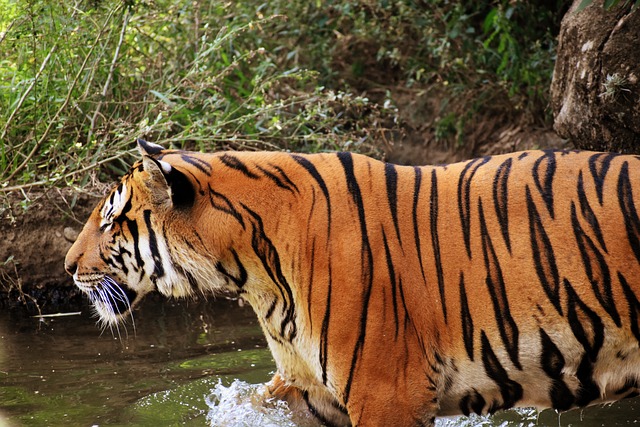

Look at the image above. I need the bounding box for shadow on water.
[1,296,639,426]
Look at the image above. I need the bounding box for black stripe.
[619,272,640,345]
[382,228,399,339]
[143,209,165,279]
[216,249,248,288]
[207,184,246,229]
[493,158,512,253]
[106,190,116,219]
[564,278,604,362]
[271,164,300,193]
[430,169,446,322]
[526,185,562,315]
[307,235,316,333]
[577,171,607,252]
[589,152,617,205]
[539,329,574,411]
[183,269,199,291]
[291,155,332,237]
[458,157,490,258]
[257,164,298,193]
[532,150,556,219]
[459,389,486,416]
[459,272,474,361]
[102,250,119,270]
[575,355,601,406]
[320,263,332,385]
[110,248,129,275]
[220,154,259,179]
[571,202,621,327]
[180,153,212,175]
[385,163,402,246]
[412,167,427,284]
[337,152,374,404]
[479,198,520,370]
[618,161,640,263]
[112,192,133,227]
[397,276,410,333]
[302,390,339,427]
[244,205,297,341]
[480,331,523,413]
[125,219,145,271]
[265,297,278,319]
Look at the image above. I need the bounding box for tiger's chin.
[74,275,140,327]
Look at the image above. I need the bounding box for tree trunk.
[550,0,640,153]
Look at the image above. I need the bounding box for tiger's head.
[65,139,231,325]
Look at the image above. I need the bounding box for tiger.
[65,138,640,426]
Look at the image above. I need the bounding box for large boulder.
[550,0,640,152]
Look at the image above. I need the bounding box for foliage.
[577,0,640,11]
[0,0,566,201]
[0,0,394,194]
[254,0,565,143]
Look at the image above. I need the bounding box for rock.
[550,0,640,153]
[63,227,79,243]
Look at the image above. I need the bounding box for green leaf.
[576,0,594,11]
[482,8,498,34]
[149,90,175,107]
[603,0,620,8]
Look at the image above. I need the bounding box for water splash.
[205,379,320,427]
[204,379,542,427]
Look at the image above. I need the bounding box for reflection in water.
[0,296,639,426]
[0,297,268,426]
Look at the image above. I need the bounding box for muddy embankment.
[0,191,96,313]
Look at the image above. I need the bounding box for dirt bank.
[0,190,96,313]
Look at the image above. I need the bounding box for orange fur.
[66,140,640,426]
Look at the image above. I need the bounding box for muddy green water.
[1,298,639,426]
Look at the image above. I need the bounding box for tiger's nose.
[65,260,77,276]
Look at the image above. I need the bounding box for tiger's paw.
[266,373,351,427]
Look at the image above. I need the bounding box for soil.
[0,121,567,315]
[0,190,96,312]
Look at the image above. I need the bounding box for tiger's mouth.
[75,275,138,325]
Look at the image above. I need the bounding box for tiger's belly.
[435,334,640,417]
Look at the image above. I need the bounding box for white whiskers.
[88,276,137,340]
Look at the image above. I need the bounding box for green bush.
[253,0,565,143]
[0,1,395,194]
[0,0,565,200]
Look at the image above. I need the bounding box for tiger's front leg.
[267,373,352,427]
[344,377,438,427]
[341,329,440,427]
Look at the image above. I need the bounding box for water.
[1,297,639,427]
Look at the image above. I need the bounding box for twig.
[87,7,130,145]
[33,312,82,318]
[0,18,18,46]
[0,149,134,193]
[0,43,58,142]
[3,1,123,183]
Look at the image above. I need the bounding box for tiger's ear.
[138,142,195,209]
[137,138,165,156]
